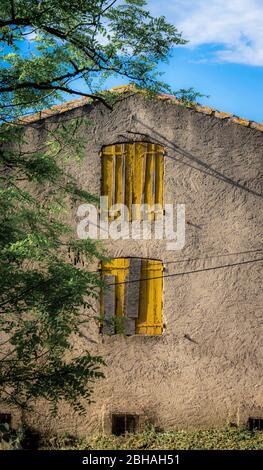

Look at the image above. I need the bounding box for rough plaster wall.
[20,95,262,434]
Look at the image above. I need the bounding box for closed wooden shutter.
[136,260,163,335]
[101,144,114,210]
[101,143,164,221]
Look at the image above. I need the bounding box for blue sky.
[160,46,263,122]
[100,0,263,122]
[102,0,263,122]
[21,0,263,122]
[105,45,263,122]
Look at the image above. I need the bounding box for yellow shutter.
[124,143,133,218]
[101,258,163,336]
[133,143,146,219]
[101,259,129,330]
[136,260,163,335]
[101,143,164,222]
[101,145,114,208]
[155,145,164,211]
[144,144,154,220]
[115,147,123,206]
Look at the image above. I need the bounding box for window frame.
[100,257,163,336]
[101,142,164,221]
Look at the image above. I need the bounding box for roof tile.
[250,121,263,132]
[214,111,233,119]
[231,117,250,127]
[196,105,214,115]
[18,86,263,133]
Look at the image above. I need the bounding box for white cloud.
[27,31,37,41]
[149,0,263,66]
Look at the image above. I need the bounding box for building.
[5,87,263,435]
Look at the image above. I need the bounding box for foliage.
[39,426,263,450]
[175,88,209,106]
[0,117,106,413]
[0,422,25,449]
[0,0,193,122]
[2,423,261,450]
[0,1,195,414]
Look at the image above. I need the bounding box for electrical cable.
[105,257,263,286]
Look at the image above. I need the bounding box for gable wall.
[23,95,263,434]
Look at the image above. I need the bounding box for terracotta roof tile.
[250,121,263,132]
[19,97,90,124]
[196,105,214,115]
[231,116,250,127]
[19,85,263,133]
[214,111,233,119]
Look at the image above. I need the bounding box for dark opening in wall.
[112,413,138,436]
[248,418,263,431]
[0,413,11,425]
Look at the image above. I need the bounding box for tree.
[0,1,189,414]
[0,0,190,121]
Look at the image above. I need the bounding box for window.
[248,418,263,431]
[101,143,164,220]
[0,413,11,425]
[112,413,138,435]
[100,258,163,335]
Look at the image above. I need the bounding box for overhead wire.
[105,257,263,286]
[163,248,263,265]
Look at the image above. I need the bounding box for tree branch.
[0,18,30,28]
[10,0,15,20]
[1,81,112,110]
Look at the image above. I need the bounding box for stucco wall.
[20,94,262,435]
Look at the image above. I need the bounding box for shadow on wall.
[125,118,263,200]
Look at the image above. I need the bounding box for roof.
[19,85,263,133]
